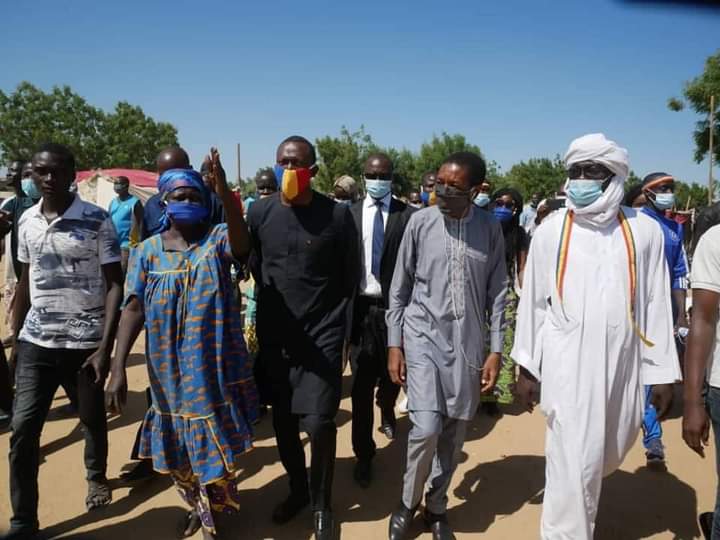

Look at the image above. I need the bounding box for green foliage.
[675,182,709,210]
[0,82,178,170]
[314,126,374,193]
[668,50,720,164]
[314,128,491,196]
[499,156,566,199]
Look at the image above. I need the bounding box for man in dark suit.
[349,153,416,489]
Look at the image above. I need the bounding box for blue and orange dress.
[125,223,258,533]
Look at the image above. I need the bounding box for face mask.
[473,193,490,208]
[364,179,392,199]
[21,178,41,200]
[653,193,675,210]
[493,206,513,223]
[273,164,313,202]
[166,202,210,224]
[566,179,604,208]
[435,184,472,217]
[113,183,127,194]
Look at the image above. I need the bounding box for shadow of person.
[595,467,699,539]
[124,353,146,369]
[42,475,174,539]
[40,389,149,461]
[47,506,184,540]
[462,410,503,443]
[449,454,545,534]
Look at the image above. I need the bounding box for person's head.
[491,188,523,228]
[473,181,492,208]
[256,168,278,198]
[21,162,33,179]
[435,152,487,219]
[623,184,646,209]
[158,168,211,231]
[31,143,76,200]
[642,172,676,212]
[274,135,318,203]
[530,192,542,208]
[363,153,394,200]
[333,175,358,204]
[113,176,130,198]
[5,160,23,188]
[156,147,191,175]
[420,171,438,206]
[408,190,422,208]
[563,133,628,215]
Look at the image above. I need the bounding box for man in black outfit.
[349,153,415,488]
[247,136,359,540]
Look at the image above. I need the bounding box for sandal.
[176,510,202,539]
[86,479,112,510]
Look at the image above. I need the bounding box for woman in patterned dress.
[480,188,529,415]
[106,150,258,539]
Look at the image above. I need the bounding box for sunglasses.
[494,200,515,209]
[567,163,613,181]
[364,173,392,181]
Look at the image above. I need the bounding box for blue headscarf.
[157,168,211,229]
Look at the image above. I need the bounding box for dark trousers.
[9,341,108,533]
[350,297,400,461]
[0,345,12,413]
[270,375,337,511]
[130,387,152,460]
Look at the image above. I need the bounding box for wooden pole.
[236,143,242,185]
[710,95,715,205]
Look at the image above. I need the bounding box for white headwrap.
[563,133,629,228]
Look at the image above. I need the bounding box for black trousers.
[350,297,400,461]
[9,341,107,533]
[268,357,337,511]
[0,344,12,413]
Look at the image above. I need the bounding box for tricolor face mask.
[273,164,314,202]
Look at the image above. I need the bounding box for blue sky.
[1,0,718,187]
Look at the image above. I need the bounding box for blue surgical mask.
[493,206,513,223]
[653,193,675,210]
[21,178,41,200]
[567,179,604,208]
[365,179,391,200]
[474,193,490,208]
[166,202,210,224]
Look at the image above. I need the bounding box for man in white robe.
[512,133,682,539]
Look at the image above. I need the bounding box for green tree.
[675,182,709,210]
[414,133,483,181]
[314,126,374,193]
[501,156,566,200]
[0,82,179,170]
[101,102,178,170]
[668,50,720,164]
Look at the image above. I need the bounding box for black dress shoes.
[271,493,310,524]
[388,502,416,540]
[423,509,455,540]
[313,510,337,540]
[353,459,372,488]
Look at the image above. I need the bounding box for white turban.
[563,133,629,228]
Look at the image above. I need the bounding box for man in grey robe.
[386,151,507,540]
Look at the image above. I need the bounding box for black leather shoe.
[313,510,337,540]
[271,493,310,524]
[388,502,415,540]
[378,422,396,440]
[1,528,40,540]
[353,459,372,488]
[699,512,713,539]
[423,509,455,540]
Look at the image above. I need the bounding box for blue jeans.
[706,385,720,539]
[642,385,663,448]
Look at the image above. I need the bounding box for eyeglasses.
[567,163,613,180]
[364,173,392,181]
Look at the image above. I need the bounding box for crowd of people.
[0,132,719,540]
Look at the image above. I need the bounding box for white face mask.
[364,178,392,199]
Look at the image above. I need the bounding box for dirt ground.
[0,334,715,540]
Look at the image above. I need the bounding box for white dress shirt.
[360,192,391,297]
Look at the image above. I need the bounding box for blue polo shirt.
[641,206,688,290]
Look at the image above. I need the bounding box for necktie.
[371,200,384,280]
